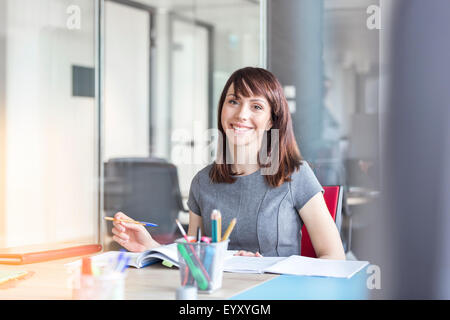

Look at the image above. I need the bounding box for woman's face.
[221,83,272,148]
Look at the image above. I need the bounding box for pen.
[120,256,130,273]
[104,216,158,227]
[114,249,126,272]
[197,227,202,243]
[175,219,190,241]
[222,218,237,241]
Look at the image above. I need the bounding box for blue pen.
[114,249,126,272]
[120,256,130,273]
[104,216,158,227]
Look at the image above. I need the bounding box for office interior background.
[15,0,450,298]
[0,0,379,255]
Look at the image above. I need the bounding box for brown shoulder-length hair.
[209,67,303,188]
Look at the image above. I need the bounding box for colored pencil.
[175,219,188,239]
[222,218,237,241]
[211,210,222,242]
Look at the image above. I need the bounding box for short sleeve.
[187,173,201,216]
[289,161,324,211]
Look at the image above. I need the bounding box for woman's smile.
[229,122,255,135]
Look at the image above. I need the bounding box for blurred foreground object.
[369,0,450,299]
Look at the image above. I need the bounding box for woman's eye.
[229,99,238,105]
[254,105,263,110]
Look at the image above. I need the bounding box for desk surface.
[0,257,277,300]
[0,255,369,300]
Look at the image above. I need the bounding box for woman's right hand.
[111,212,159,252]
[234,250,263,257]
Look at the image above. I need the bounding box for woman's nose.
[236,104,250,120]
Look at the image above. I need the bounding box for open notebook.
[66,243,238,269]
[66,243,369,279]
[65,243,180,269]
[224,255,369,279]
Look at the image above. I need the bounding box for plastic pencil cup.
[176,238,230,294]
[72,271,127,300]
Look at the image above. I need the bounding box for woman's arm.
[187,210,204,237]
[298,192,346,260]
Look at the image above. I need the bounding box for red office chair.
[300,185,343,258]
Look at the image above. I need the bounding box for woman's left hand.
[234,250,263,257]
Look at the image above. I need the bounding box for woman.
[112,67,345,260]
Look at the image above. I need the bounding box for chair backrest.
[104,157,186,244]
[300,185,343,258]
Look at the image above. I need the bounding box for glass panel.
[169,0,263,199]
[266,0,380,259]
[170,17,209,196]
[321,0,380,190]
[104,0,150,161]
[101,0,263,247]
[0,0,99,247]
[321,0,380,258]
[102,0,153,249]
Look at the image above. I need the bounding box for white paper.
[263,255,369,279]
[223,256,286,274]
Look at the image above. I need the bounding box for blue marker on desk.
[202,246,215,274]
[114,249,126,272]
[120,256,130,273]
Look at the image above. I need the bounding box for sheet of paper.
[223,256,286,274]
[263,255,369,279]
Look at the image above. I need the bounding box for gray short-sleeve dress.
[186,161,323,257]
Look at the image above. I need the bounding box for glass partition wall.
[102,0,264,248]
[0,0,263,249]
[0,0,100,248]
[322,0,380,260]
[0,0,379,255]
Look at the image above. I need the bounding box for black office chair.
[104,157,188,248]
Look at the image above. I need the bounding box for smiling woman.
[112,67,345,260]
[211,67,302,187]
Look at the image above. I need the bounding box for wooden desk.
[0,257,277,300]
